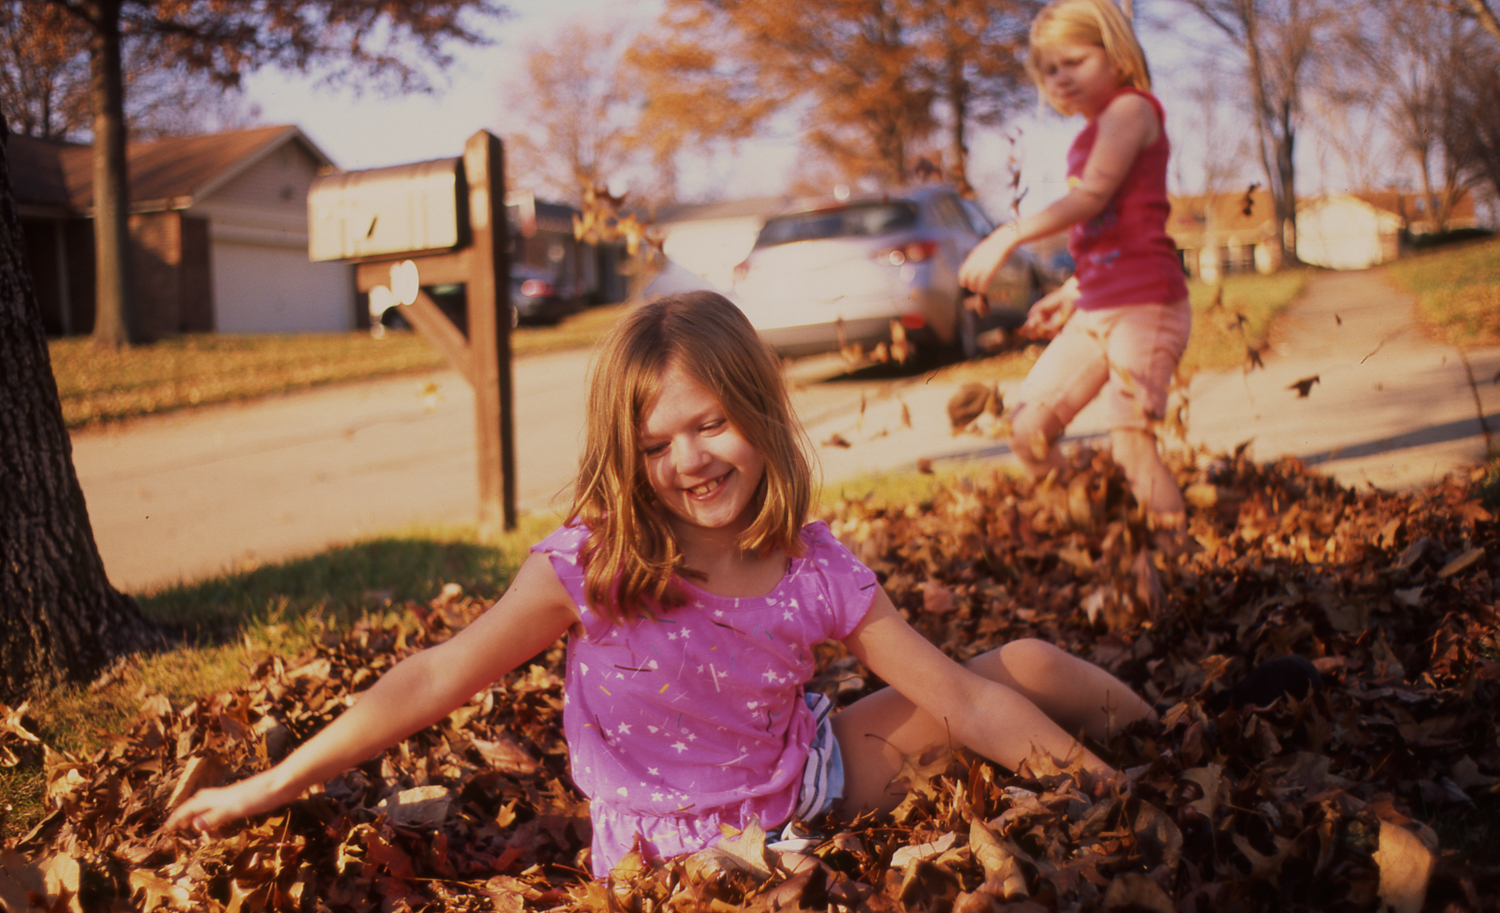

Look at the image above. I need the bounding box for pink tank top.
[1066,88,1188,311]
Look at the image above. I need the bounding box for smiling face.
[1035,41,1121,118]
[639,359,767,539]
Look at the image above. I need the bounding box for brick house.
[12,124,355,337]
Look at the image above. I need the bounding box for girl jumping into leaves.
[166,291,1157,876]
[960,0,1191,528]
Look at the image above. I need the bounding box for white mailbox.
[308,158,467,262]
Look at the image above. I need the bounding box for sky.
[235,0,1097,218]
[236,0,1367,221]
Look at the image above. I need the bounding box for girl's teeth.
[689,478,721,496]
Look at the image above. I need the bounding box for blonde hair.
[569,291,814,623]
[1026,0,1152,114]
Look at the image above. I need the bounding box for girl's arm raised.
[163,552,578,833]
[959,92,1162,294]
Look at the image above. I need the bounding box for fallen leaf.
[1437,546,1484,578]
[1288,375,1320,397]
[891,832,958,869]
[1374,821,1435,913]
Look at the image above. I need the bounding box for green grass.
[0,515,562,839]
[1383,236,1500,346]
[1178,268,1312,377]
[48,303,634,429]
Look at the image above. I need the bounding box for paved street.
[71,347,911,594]
[71,268,1500,595]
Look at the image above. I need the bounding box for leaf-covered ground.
[2,447,1497,912]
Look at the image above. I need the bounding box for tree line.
[501,0,1500,271]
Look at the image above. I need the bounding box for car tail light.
[519,279,554,298]
[899,313,926,330]
[880,239,938,266]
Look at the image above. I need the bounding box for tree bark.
[0,115,156,703]
[84,0,136,348]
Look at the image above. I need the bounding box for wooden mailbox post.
[309,131,516,534]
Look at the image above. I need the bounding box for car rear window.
[754,202,919,248]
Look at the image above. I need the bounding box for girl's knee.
[968,638,1072,687]
[1000,638,1072,679]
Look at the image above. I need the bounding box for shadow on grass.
[0,532,528,840]
[137,533,513,646]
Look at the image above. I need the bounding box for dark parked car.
[730,186,1046,360]
[510,265,584,326]
[372,267,582,331]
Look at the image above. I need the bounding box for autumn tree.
[1448,34,1500,207]
[1175,0,1343,267]
[0,2,90,140]
[0,2,256,144]
[908,0,1037,191]
[501,20,652,206]
[1407,0,1500,206]
[1436,0,1500,47]
[0,113,156,702]
[1358,2,1484,232]
[27,0,506,349]
[627,0,1035,190]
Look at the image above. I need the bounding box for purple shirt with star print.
[532,520,878,876]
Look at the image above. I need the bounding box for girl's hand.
[163,770,290,834]
[959,222,1021,294]
[162,551,577,838]
[1020,277,1080,340]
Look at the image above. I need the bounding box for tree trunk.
[945,45,971,195]
[85,0,136,348]
[0,116,156,703]
[1273,100,1300,266]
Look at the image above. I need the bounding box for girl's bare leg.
[1009,404,1069,480]
[830,639,1155,815]
[1111,428,1184,526]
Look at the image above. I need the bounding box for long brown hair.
[569,291,814,623]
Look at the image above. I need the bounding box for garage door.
[213,240,354,333]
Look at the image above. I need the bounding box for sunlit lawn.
[48,302,633,429]
[1383,235,1500,346]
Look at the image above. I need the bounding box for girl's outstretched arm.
[163,552,578,833]
[959,92,1162,295]
[836,589,1153,805]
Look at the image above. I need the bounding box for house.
[1167,187,1482,280]
[12,125,354,337]
[1296,190,1480,270]
[1166,187,1283,282]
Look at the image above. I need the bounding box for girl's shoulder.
[531,522,591,616]
[533,521,590,561]
[1102,87,1165,125]
[793,520,876,585]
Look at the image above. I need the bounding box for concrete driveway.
[71,268,1500,595]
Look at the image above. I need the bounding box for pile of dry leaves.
[1,446,1497,912]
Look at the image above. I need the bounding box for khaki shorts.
[1012,297,1191,434]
